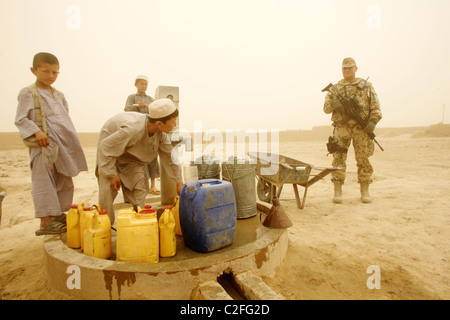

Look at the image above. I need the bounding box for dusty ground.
[0,126,449,300]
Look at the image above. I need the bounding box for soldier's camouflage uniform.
[323,77,382,185]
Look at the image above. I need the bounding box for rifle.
[322,82,384,151]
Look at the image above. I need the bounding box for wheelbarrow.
[248,152,341,209]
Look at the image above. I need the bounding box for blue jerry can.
[180,179,237,253]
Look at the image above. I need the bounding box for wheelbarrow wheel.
[257,178,272,203]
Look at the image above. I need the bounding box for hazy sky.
[1,0,449,133]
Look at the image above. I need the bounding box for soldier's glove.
[363,121,376,134]
[330,99,344,113]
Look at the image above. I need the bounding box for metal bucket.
[191,155,221,180]
[221,157,257,219]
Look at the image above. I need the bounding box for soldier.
[323,57,382,204]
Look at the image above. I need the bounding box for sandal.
[35,220,67,236]
[150,187,160,195]
[54,213,67,225]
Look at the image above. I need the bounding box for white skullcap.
[136,75,148,82]
[148,98,176,119]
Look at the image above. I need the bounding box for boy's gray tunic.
[96,112,182,223]
[15,87,88,217]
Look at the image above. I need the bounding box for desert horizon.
[2,123,449,151]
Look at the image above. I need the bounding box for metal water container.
[191,155,221,180]
[222,157,257,219]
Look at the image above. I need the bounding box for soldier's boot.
[333,182,343,204]
[360,183,372,204]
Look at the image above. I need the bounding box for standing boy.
[15,52,88,235]
[96,98,183,224]
[124,75,161,195]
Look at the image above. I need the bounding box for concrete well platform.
[43,201,288,300]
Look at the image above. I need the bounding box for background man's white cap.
[148,98,176,119]
[136,75,148,82]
